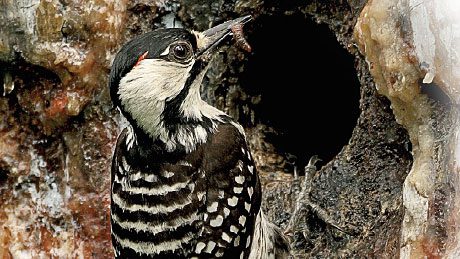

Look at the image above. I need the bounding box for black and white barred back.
[111,117,264,258]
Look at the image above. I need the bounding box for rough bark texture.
[0,0,456,258]
[355,1,460,257]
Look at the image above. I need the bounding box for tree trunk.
[0,0,458,258]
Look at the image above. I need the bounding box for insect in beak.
[196,15,252,59]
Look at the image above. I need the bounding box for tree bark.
[0,0,458,258]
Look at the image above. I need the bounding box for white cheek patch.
[117,55,230,153]
[118,59,194,138]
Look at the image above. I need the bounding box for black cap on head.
[109,29,197,107]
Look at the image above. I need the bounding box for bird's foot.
[284,156,353,240]
[284,156,320,237]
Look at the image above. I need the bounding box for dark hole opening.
[240,14,361,169]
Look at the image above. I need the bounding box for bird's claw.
[307,155,321,167]
[285,156,321,239]
[285,155,355,243]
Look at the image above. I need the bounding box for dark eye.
[170,42,193,62]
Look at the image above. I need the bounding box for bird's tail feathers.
[248,211,290,259]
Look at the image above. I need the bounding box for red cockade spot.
[134,51,149,67]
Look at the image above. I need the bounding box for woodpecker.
[109,16,289,258]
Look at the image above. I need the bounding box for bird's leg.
[284,156,319,237]
[285,156,352,240]
[290,164,301,202]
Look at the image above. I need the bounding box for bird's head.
[109,16,251,140]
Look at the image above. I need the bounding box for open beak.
[196,15,252,58]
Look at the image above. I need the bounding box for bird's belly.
[111,171,205,258]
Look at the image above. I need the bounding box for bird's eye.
[170,42,193,62]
